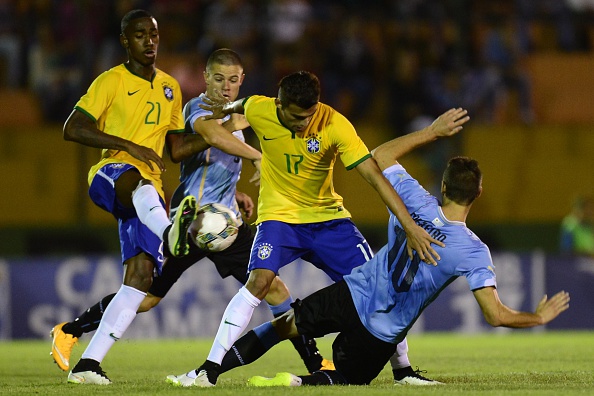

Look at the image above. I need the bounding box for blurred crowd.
[1,0,593,129]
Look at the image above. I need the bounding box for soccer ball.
[189,203,239,252]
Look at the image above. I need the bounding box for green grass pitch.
[1,331,593,395]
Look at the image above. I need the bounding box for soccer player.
[51,49,331,380]
[61,10,199,385]
[166,71,447,387]
[197,108,571,387]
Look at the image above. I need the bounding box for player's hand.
[404,223,444,265]
[248,159,261,185]
[249,169,260,186]
[236,191,255,219]
[222,113,249,131]
[535,291,570,324]
[430,108,470,138]
[127,143,166,172]
[198,89,229,120]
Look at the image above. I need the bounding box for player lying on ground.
[171,108,570,386]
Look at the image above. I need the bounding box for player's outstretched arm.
[193,116,261,162]
[64,109,165,172]
[166,133,209,163]
[473,286,570,328]
[372,108,469,172]
[356,157,444,265]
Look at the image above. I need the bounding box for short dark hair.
[278,71,320,109]
[206,48,243,71]
[121,9,154,34]
[442,156,482,205]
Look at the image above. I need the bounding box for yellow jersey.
[76,64,185,198]
[244,95,371,224]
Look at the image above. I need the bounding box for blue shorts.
[248,219,373,282]
[89,163,165,272]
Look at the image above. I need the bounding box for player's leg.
[50,293,115,371]
[221,280,347,378]
[166,221,304,387]
[311,219,440,384]
[51,245,199,371]
[265,277,334,372]
[184,268,272,386]
[125,173,197,257]
[248,281,388,387]
[221,282,330,376]
[68,252,154,385]
[167,304,298,387]
[68,207,164,384]
[391,338,443,385]
[211,222,331,373]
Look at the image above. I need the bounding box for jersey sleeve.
[75,71,117,122]
[242,95,265,129]
[168,79,185,133]
[183,96,231,135]
[331,112,370,170]
[461,245,497,290]
[383,164,435,213]
[183,97,208,132]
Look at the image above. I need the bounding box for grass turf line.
[1,331,593,395]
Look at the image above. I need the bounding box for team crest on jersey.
[162,83,174,101]
[257,243,273,260]
[306,137,321,154]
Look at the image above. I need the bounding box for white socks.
[82,285,146,363]
[132,183,170,240]
[207,286,261,364]
[389,337,411,369]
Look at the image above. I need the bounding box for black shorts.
[148,221,253,297]
[293,281,397,385]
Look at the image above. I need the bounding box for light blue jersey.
[177,94,243,220]
[344,164,495,344]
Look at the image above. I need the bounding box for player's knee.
[138,295,161,312]
[133,178,153,192]
[123,256,154,292]
[245,270,275,300]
